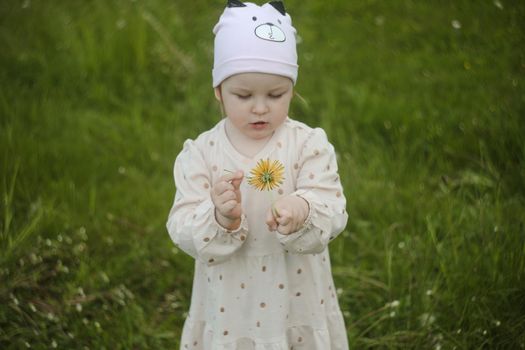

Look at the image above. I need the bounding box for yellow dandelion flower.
[248,158,285,191]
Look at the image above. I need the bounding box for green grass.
[1,0,524,348]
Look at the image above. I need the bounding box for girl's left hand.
[265,195,309,235]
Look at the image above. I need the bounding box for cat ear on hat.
[269,1,286,15]
[227,0,246,8]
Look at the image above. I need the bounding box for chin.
[248,130,273,140]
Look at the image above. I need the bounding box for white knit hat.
[212,1,298,87]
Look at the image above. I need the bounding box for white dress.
[167,117,349,350]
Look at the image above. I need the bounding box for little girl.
[167,1,349,349]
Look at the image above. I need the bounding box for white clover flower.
[73,243,86,255]
[76,303,82,312]
[451,20,461,30]
[78,227,87,240]
[386,300,400,308]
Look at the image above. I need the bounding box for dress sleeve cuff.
[212,212,249,236]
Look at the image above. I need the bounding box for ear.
[214,87,222,102]
[227,0,246,8]
[269,1,286,16]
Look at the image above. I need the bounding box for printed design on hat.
[254,23,286,42]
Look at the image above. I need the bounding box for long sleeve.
[276,128,348,254]
[166,139,249,265]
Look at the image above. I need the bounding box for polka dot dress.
[167,118,349,349]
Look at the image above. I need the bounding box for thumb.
[231,170,244,189]
[276,209,291,226]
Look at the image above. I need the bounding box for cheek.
[223,99,242,116]
[276,100,291,114]
[225,106,246,124]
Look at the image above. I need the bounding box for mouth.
[250,121,269,130]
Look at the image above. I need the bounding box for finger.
[235,188,242,203]
[269,222,278,232]
[266,209,278,231]
[277,223,291,235]
[276,209,291,226]
[231,170,244,190]
[221,199,238,213]
[220,170,243,183]
[214,181,234,195]
[218,190,236,205]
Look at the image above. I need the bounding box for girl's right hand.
[211,170,244,230]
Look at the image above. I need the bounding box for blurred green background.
[1,0,524,348]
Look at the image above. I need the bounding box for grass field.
[1,0,524,348]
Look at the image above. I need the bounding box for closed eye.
[269,93,284,99]
[235,94,251,99]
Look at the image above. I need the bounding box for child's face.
[215,72,293,141]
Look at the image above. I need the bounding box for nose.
[252,97,269,116]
